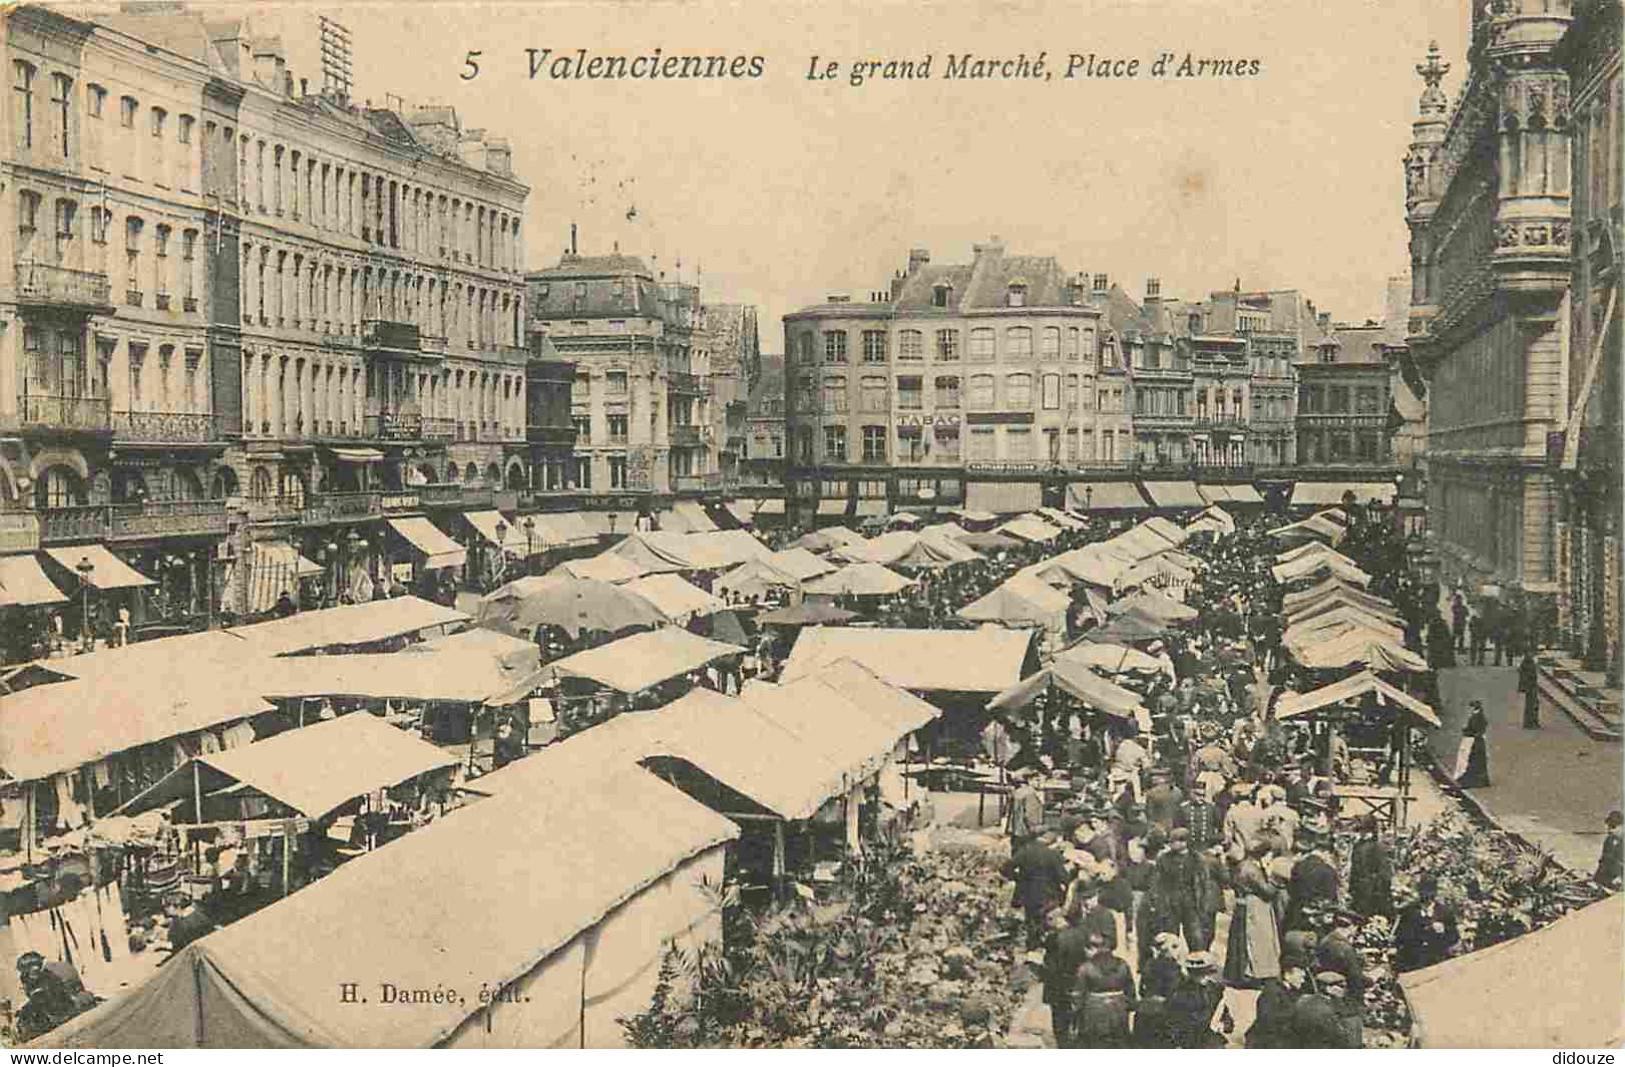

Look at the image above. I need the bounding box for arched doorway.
[445,461,460,484]
[172,468,205,501]
[463,464,478,485]
[505,459,528,490]
[484,462,501,486]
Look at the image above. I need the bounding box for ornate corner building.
[2,4,550,634]
[1403,5,1577,625]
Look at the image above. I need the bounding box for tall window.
[824,331,848,363]
[55,198,75,239]
[860,375,888,412]
[13,61,35,150]
[936,329,960,361]
[1041,373,1061,410]
[935,375,960,409]
[119,95,136,129]
[969,328,995,362]
[824,425,847,461]
[606,371,628,395]
[968,427,995,461]
[1064,327,1080,360]
[968,373,995,409]
[50,73,70,157]
[607,413,628,442]
[1006,327,1033,360]
[1065,374,1079,411]
[17,189,40,233]
[1041,326,1061,361]
[1005,372,1032,409]
[1005,427,1033,460]
[572,415,592,443]
[823,374,847,412]
[862,330,887,363]
[897,375,922,410]
[609,455,628,488]
[861,425,886,463]
[86,83,105,118]
[898,329,923,361]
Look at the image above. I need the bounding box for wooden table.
[1332,784,1412,829]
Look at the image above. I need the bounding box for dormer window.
[1188,313,1202,334]
[1007,279,1028,308]
[932,283,952,309]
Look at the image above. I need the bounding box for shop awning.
[964,481,1042,515]
[1275,669,1440,727]
[228,596,470,655]
[1290,481,1398,508]
[997,518,1062,543]
[528,511,598,549]
[1224,484,1264,504]
[1141,481,1206,509]
[463,510,541,556]
[43,545,155,590]
[817,498,850,516]
[329,447,385,463]
[987,659,1143,719]
[658,502,719,534]
[575,511,638,536]
[116,712,459,822]
[782,626,1033,694]
[723,499,758,524]
[753,498,786,516]
[622,573,725,622]
[853,498,888,517]
[0,554,68,606]
[388,517,467,570]
[1068,482,1149,512]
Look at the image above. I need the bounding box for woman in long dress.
[1454,699,1491,788]
[1222,840,1282,987]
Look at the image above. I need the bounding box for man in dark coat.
[1597,810,1624,890]
[1246,960,1307,1049]
[1315,908,1368,1048]
[1003,831,1069,949]
[1041,907,1091,1048]
[1451,592,1469,652]
[1348,815,1394,917]
[1393,874,1459,972]
[1518,652,1541,729]
[1145,767,1184,833]
[1284,819,1339,931]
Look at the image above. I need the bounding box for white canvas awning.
[0,554,68,606]
[388,518,467,570]
[43,545,154,590]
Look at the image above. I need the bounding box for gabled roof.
[748,353,785,413]
[890,264,978,311]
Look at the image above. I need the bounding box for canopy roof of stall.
[227,597,469,656]
[1055,642,1162,674]
[1399,896,1623,1049]
[802,562,914,597]
[987,658,1143,719]
[1274,669,1440,727]
[956,573,1071,629]
[477,574,666,638]
[603,530,770,573]
[549,554,649,584]
[1107,589,1199,623]
[546,627,744,693]
[783,626,1033,694]
[114,712,457,821]
[997,518,1063,544]
[622,574,726,622]
[755,602,860,626]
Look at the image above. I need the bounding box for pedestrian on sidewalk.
[1596,810,1623,891]
[1450,592,1468,653]
[1007,767,1044,855]
[1041,906,1089,1048]
[1453,700,1492,788]
[1468,609,1487,666]
[1517,651,1541,729]
[1003,831,1069,951]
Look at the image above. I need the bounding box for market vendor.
[14,952,99,1042]
[1393,874,1459,972]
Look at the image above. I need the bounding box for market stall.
[955,573,1071,635]
[476,574,665,639]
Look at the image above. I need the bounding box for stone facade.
[1404,7,1574,611]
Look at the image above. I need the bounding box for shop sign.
[378,413,422,440]
[965,462,1043,474]
[380,494,420,512]
[965,412,1034,426]
[895,413,961,429]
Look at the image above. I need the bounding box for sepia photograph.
[0,0,1619,1051]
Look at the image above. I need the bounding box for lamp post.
[323,540,339,606]
[608,513,618,537]
[523,516,536,576]
[494,518,509,587]
[74,556,94,652]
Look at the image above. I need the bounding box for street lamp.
[74,555,95,652]
[323,540,339,606]
[608,513,618,537]
[494,518,509,586]
[523,516,536,576]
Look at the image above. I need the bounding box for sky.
[199,0,1470,347]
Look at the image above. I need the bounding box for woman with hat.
[1223,837,1283,988]
[1454,699,1492,788]
[1166,951,1226,1048]
[1072,927,1137,1048]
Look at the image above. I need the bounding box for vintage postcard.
[0,0,1620,1051]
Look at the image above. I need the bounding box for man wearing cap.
[1284,817,1339,931]
[1003,830,1070,950]
[1393,874,1460,972]
[1315,908,1367,1047]
[1158,827,1219,955]
[1145,767,1184,834]
[1006,767,1045,856]
[1348,816,1394,918]
[1246,958,1307,1049]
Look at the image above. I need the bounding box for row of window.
[792,425,1129,465]
[800,326,1100,365]
[793,373,1125,414]
[1300,384,1384,415]
[1298,429,1387,464]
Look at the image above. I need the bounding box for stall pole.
[772,821,786,900]
[844,781,861,857]
[282,825,293,897]
[192,762,203,825]
[1398,725,1412,830]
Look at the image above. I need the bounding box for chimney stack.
[1145,277,1161,303]
[907,248,930,275]
[1092,274,1109,294]
[1318,312,1331,330]
[569,223,577,257]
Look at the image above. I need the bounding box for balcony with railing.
[15,263,114,312]
[39,499,229,543]
[297,491,383,526]
[1193,413,1249,428]
[361,319,424,354]
[667,372,706,396]
[8,394,112,433]
[113,410,222,444]
[672,472,724,494]
[669,424,705,447]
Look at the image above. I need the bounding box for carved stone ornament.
[1497,221,1522,247]
[1524,224,1550,246]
